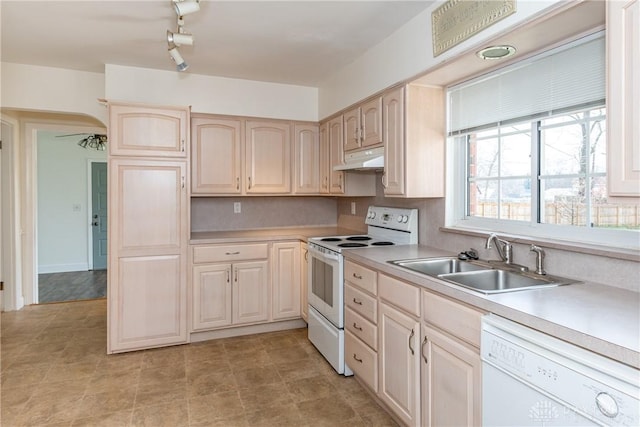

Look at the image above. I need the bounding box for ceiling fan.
[56,133,108,151]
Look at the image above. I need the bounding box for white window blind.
[448,32,605,135]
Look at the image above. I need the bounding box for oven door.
[307,243,343,328]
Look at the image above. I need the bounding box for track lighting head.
[167,30,194,46]
[173,0,200,17]
[168,46,189,72]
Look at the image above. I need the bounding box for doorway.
[36,131,107,303]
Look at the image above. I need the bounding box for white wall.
[105,64,318,121]
[318,0,560,118]
[0,63,107,125]
[36,131,106,273]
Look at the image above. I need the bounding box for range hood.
[333,147,384,171]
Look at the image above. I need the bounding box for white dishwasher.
[481,315,639,426]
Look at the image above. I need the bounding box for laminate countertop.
[191,226,362,244]
[343,245,640,370]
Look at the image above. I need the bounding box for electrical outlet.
[234,202,241,214]
[351,202,356,215]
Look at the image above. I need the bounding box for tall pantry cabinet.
[107,101,190,353]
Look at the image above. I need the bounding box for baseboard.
[190,318,307,343]
[38,263,89,274]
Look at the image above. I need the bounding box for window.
[447,32,639,248]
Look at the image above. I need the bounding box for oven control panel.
[365,206,417,233]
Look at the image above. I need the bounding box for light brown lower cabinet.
[271,242,301,320]
[378,302,421,427]
[421,324,481,427]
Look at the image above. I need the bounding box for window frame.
[447,106,639,250]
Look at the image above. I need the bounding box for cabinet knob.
[352,298,362,305]
[352,353,363,363]
[353,322,363,331]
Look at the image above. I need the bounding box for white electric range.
[306,206,418,375]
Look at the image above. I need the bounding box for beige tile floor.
[1,300,398,427]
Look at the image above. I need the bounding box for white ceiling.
[1,1,433,87]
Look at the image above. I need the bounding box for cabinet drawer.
[345,307,377,350]
[378,274,420,317]
[423,291,483,348]
[192,244,268,264]
[344,260,377,295]
[345,284,377,324]
[345,330,378,392]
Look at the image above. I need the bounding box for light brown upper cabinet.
[607,0,640,196]
[293,123,321,194]
[191,115,242,194]
[382,85,445,198]
[319,123,331,194]
[109,102,189,158]
[344,96,383,152]
[328,115,346,194]
[245,120,292,194]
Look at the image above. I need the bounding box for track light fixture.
[167,0,199,72]
[167,30,193,46]
[168,45,189,72]
[173,0,200,17]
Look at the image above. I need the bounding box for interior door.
[91,162,108,270]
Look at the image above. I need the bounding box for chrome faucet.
[485,233,513,263]
[530,245,547,275]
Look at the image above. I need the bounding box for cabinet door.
[233,260,269,325]
[271,242,301,320]
[328,116,345,194]
[108,103,188,158]
[110,159,187,257]
[421,324,481,427]
[319,123,330,194]
[343,107,361,152]
[383,87,405,196]
[108,159,188,353]
[191,116,242,194]
[293,124,320,194]
[300,243,309,322]
[378,303,421,426]
[361,96,383,148]
[245,120,291,194]
[607,0,640,196]
[110,255,187,352]
[192,264,232,331]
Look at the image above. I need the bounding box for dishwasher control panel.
[482,315,639,426]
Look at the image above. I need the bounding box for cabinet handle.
[323,176,328,189]
[248,176,252,190]
[339,174,343,190]
[353,322,362,331]
[181,139,185,152]
[352,298,362,305]
[236,177,240,191]
[352,273,362,280]
[354,127,359,143]
[181,175,185,189]
[225,251,240,255]
[421,336,428,364]
[352,354,363,363]
[360,126,364,142]
[304,250,308,261]
[234,269,238,282]
[226,269,230,283]
[408,328,415,355]
[381,173,387,189]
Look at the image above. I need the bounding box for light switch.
[234,202,241,213]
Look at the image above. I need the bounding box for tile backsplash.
[191,197,337,231]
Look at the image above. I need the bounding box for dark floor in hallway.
[38,270,107,303]
[1,299,397,426]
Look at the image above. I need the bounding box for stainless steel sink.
[389,256,580,294]
[390,257,488,276]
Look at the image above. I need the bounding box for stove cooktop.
[311,235,396,252]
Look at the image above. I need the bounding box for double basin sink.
[389,257,580,294]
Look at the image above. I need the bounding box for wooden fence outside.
[475,202,640,229]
